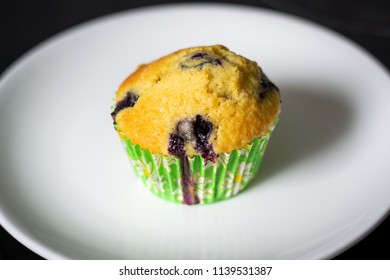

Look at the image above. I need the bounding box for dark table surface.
[0,0,389,260]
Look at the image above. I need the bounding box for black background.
[0,0,389,260]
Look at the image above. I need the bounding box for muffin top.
[112,45,280,160]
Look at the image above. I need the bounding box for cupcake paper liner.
[119,122,277,205]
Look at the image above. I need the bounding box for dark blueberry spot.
[214,58,222,66]
[259,77,279,99]
[194,142,218,163]
[194,115,212,142]
[191,52,208,59]
[168,134,185,157]
[181,52,223,70]
[111,91,139,123]
[193,115,218,163]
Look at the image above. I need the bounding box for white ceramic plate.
[0,4,389,260]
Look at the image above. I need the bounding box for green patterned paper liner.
[119,122,277,205]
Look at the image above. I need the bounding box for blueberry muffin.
[112,45,280,205]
